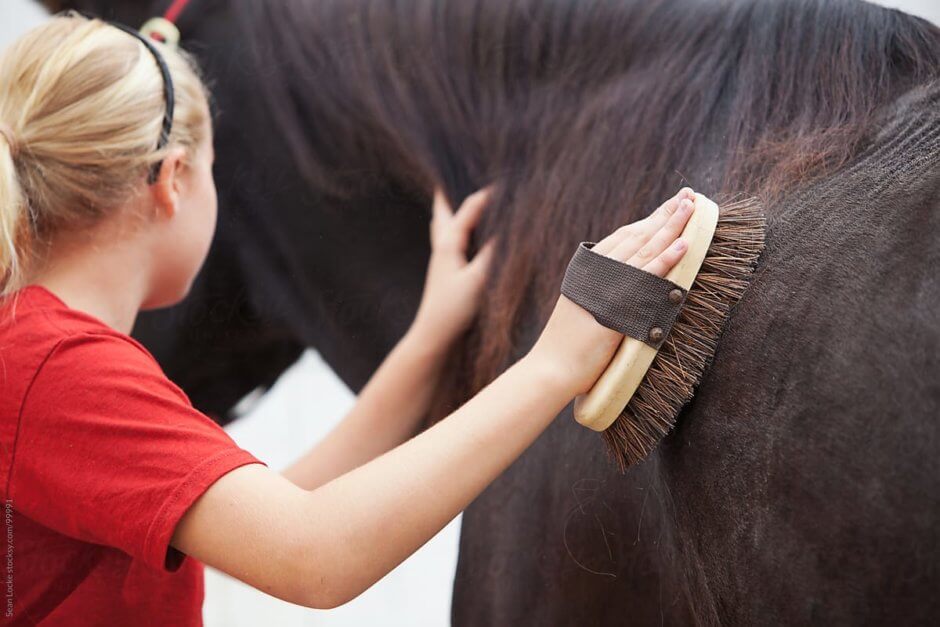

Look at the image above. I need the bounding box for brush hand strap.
[561,242,687,348]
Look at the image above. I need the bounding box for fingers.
[453,187,492,232]
[430,188,451,244]
[641,238,688,278]
[467,238,496,277]
[591,223,639,256]
[592,187,693,257]
[623,195,694,267]
[430,185,492,259]
[431,187,452,224]
[641,186,694,234]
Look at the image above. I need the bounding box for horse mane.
[236,0,939,418]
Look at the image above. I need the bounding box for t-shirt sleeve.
[10,332,265,572]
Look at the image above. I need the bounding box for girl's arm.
[175,348,571,609]
[282,188,496,490]
[171,188,695,609]
[280,325,455,491]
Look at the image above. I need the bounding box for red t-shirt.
[0,285,264,625]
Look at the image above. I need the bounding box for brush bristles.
[601,198,766,472]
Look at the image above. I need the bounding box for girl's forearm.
[282,325,452,490]
[296,352,572,607]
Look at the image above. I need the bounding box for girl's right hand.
[527,188,696,397]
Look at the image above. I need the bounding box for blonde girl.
[0,13,693,624]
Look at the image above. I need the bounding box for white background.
[2,1,937,625]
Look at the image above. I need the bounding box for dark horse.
[40,0,940,624]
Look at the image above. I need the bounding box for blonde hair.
[0,13,211,297]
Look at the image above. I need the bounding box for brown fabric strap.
[560,241,687,348]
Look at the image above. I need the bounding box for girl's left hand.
[411,187,495,349]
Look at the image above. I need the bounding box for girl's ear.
[150,147,188,220]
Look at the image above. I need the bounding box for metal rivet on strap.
[648,327,664,343]
[668,288,684,304]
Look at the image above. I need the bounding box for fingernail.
[679,199,692,213]
[674,239,687,251]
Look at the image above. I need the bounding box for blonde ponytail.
[0,13,211,297]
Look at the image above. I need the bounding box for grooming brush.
[573,193,765,471]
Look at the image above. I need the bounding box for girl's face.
[143,113,218,310]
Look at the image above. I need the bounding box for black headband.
[74,12,176,184]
